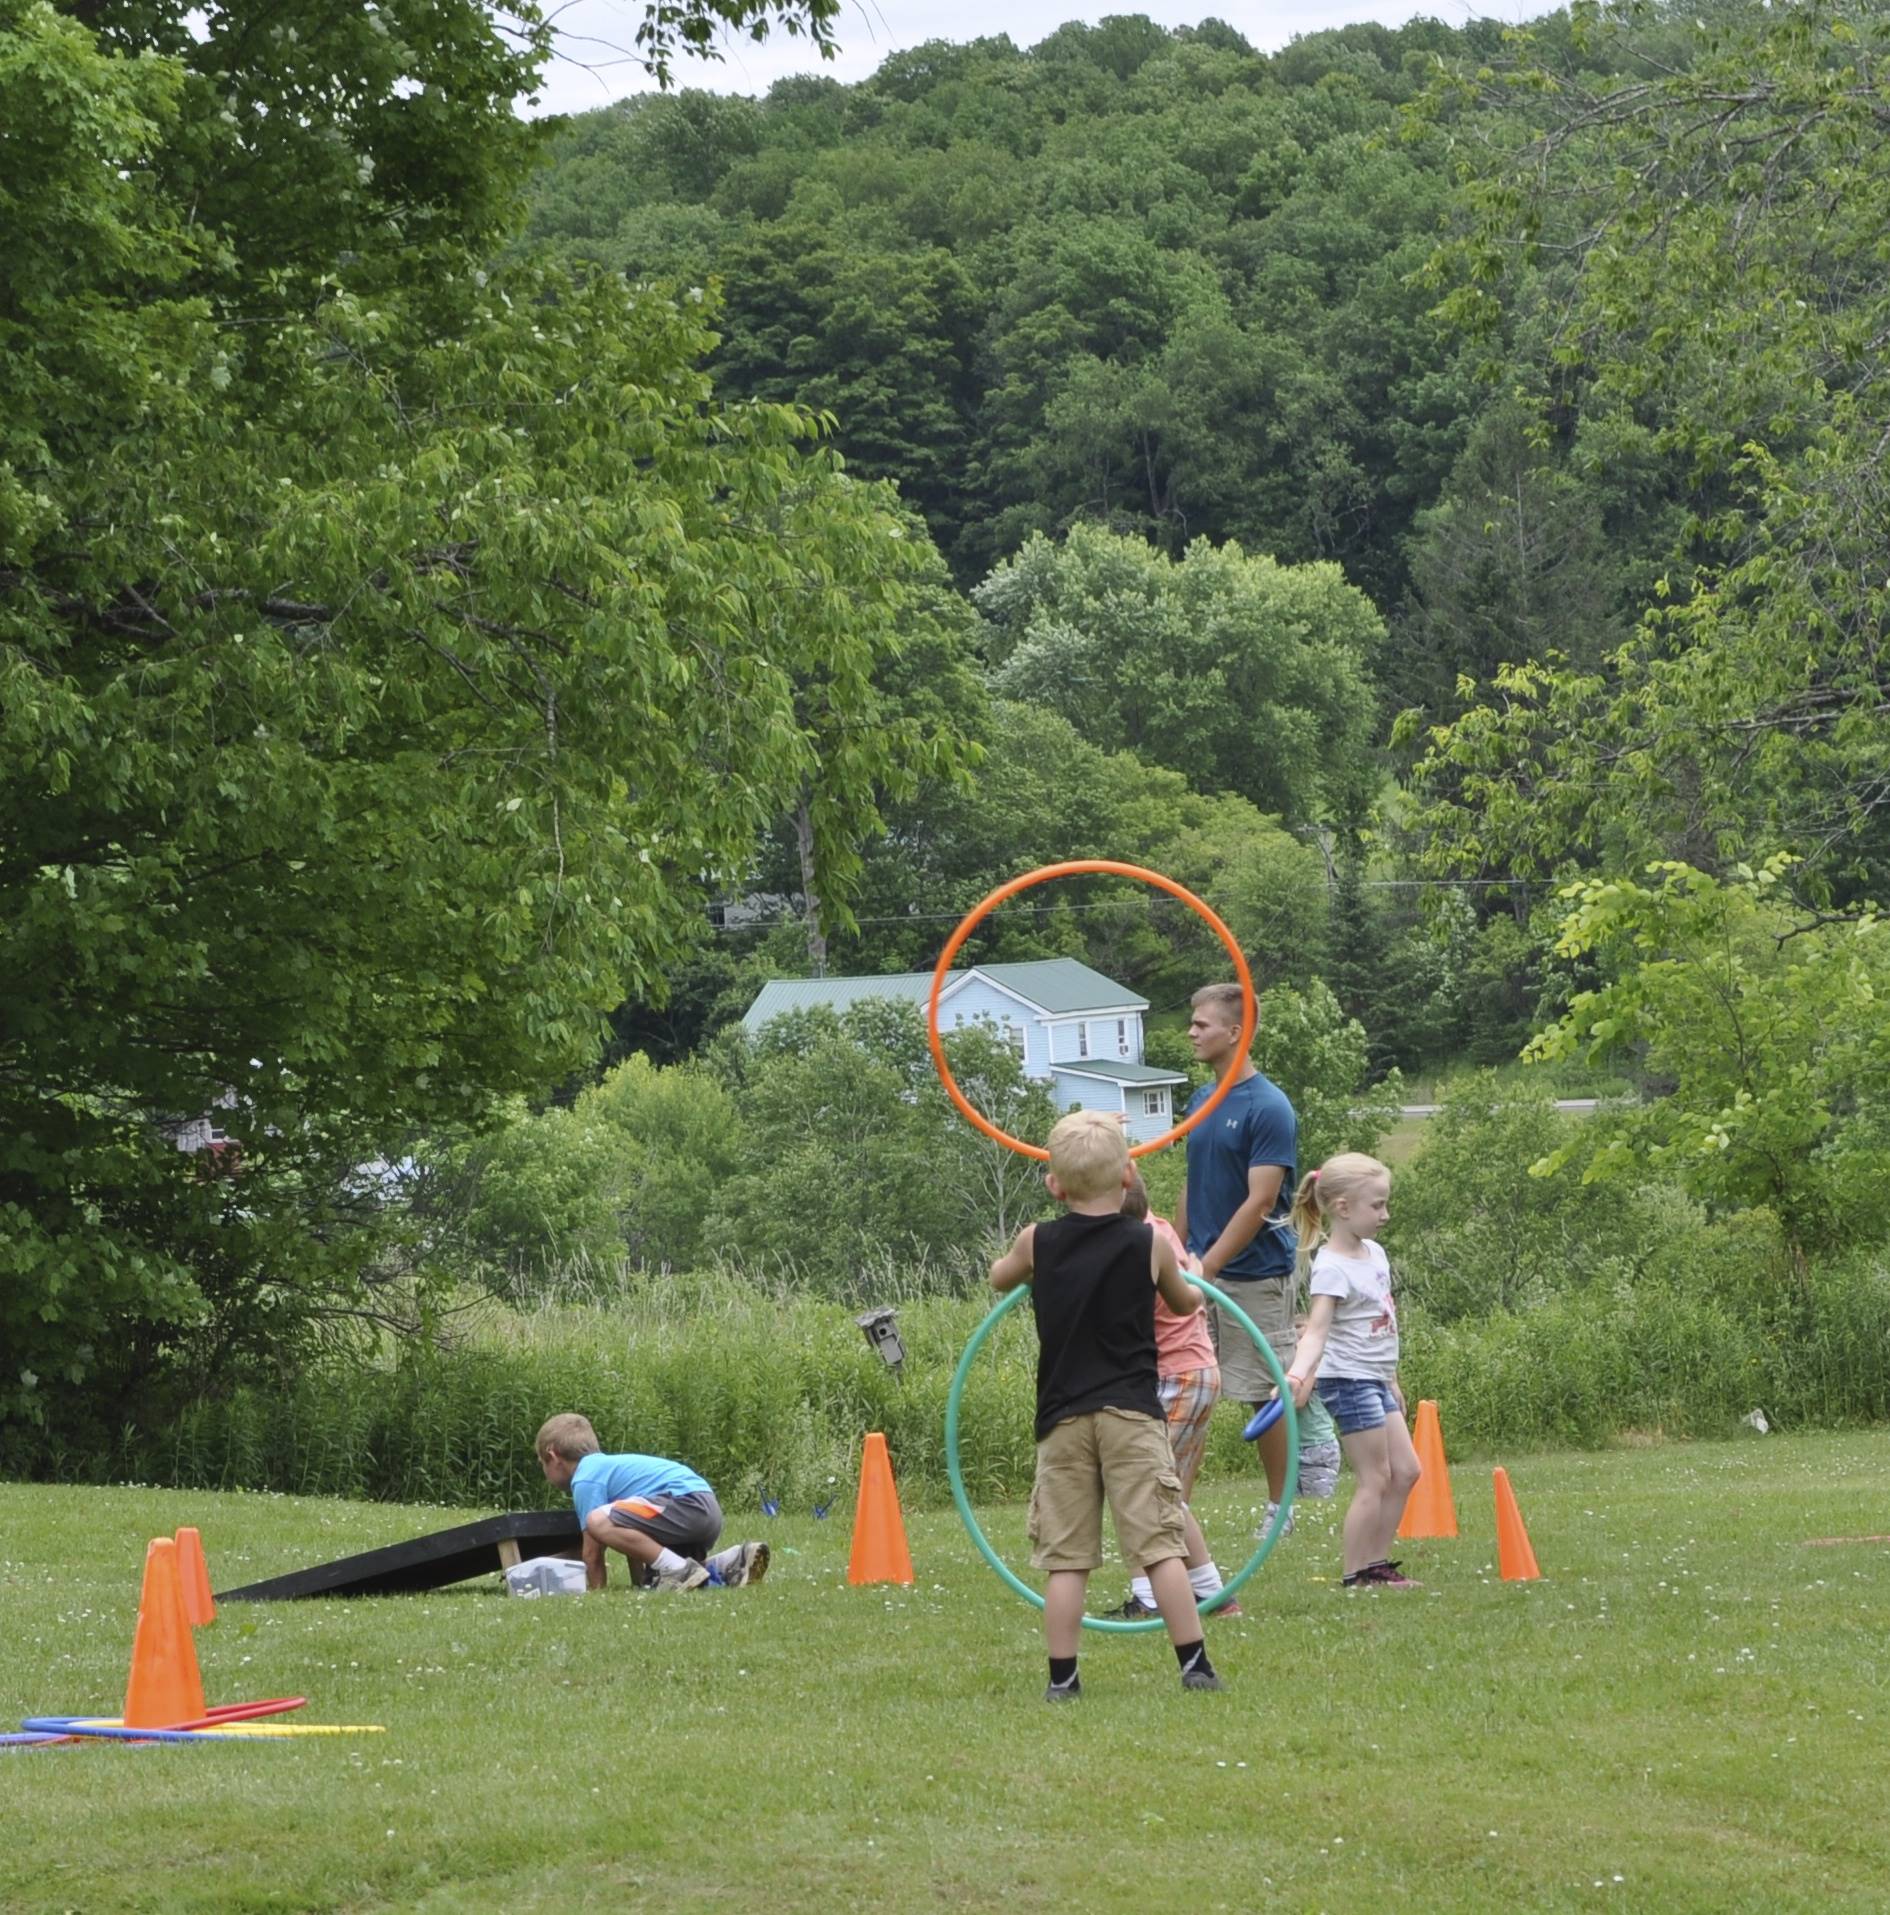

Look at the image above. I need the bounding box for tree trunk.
[794,796,827,977]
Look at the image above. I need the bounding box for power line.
[707,874,1540,934]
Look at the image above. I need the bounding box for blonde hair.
[1290,1152,1391,1281]
[1047,1109,1129,1201]
[535,1412,600,1462]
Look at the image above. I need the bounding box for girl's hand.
[1286,1369,1316,1410]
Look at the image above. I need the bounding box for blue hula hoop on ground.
[945,1275,1298,1633]
[20,1717,285,1745]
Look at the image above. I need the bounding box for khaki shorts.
[1028,1408,1188,1574]
[1208,1279,1296,1404]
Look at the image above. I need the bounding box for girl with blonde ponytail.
[1279,1153,1423,1589]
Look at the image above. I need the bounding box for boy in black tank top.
[990,1110,1227,1700]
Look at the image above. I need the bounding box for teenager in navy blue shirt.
[1175,982,1299,1533]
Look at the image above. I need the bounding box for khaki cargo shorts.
[1028,1408,1188,1574]
[1208,1278,1296,1404]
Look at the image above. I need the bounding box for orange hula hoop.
[925,860,1256,1161]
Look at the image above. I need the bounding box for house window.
[1117,1017,1130,1056]
[1077,1022,1090,1058]
[1003,1020,1025,1057]
[1144,1091,1165,1117]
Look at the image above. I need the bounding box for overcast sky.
[526,0,1520,115]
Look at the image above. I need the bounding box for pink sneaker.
[1357,1560,1422,1589]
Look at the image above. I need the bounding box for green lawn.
[4,1432,1889,1912]
[1376,1111,1432,1167]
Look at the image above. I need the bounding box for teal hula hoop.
[945,1276,1299,1633]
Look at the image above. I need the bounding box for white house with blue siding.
[740,959,1189,1144]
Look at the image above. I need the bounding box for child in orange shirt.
[1112,1168,1239,1620]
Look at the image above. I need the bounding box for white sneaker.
[709,1541,770,1587]
[650,1559,711,1592]
[1258,1502,1296,1540]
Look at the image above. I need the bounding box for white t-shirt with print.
[1307,1240,1399,1380]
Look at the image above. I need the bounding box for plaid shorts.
[1157,1365,1221,1492]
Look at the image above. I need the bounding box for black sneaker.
[1044,1677,1082,1703]
[1109,1594,1159,1620]
[1181,1667,1227,1692]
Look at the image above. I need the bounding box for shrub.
[1530,860,1890,1258]
[705,1001,1057,1278]
[419,1101,641,1287]
[580,1053,740,1268]
[141,1273,1038,1512]
[29,1244,1890,1509]
[1384,1076,1766,1321]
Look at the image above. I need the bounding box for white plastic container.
[503,1555,589,1597]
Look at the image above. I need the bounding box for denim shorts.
[1315,1376,1402,1435]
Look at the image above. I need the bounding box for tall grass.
[61,1251,1890,1510]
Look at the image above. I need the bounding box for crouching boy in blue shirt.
[536,1413,768,1592]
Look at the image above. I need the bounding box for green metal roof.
[740,957,1145,1033]
[740,973,932,1030]
[1046,1059,1189,1086]
[972,960,1147,1014]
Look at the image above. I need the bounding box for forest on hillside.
[519,2,1889,1071]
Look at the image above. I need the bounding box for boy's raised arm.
[989,1224,1037,1293]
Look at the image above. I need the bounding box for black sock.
[1048,1656,1078,1690]
[1175,1639,1215,1679]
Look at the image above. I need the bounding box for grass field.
[5,1432,1889,1912]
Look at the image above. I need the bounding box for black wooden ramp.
[217,1510,584,1601]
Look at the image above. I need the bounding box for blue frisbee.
[1242,1397,1286,1441]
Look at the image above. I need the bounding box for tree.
[709,205,986,563]
[1527,858,1890,1261]
[1393,400,1647,717]
[412,1052,743,1284]
[747,699,1334,1020]
[977,524,1383,824]
[1322,856,1399,1074]
[705,1001,1057,1279]
[1406,0,1890,903]
[0,0,966,1433]
[520,14,1517,599]
[775,534,985,974]
[414,1101,645,1292]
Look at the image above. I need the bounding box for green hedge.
[47,1255,1890,1510]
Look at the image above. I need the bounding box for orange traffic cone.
[1493,1467,1542,1582]
[175,1527,217,1627]
[1398,1399,1459,1539]
[847,1432,914,1586]
[123,1536,208,1727]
